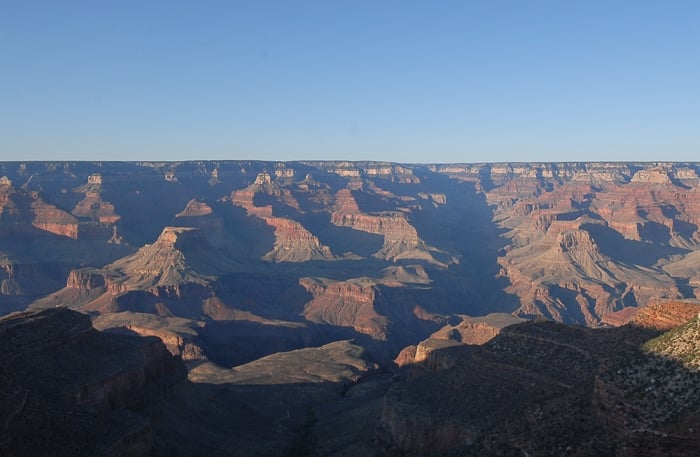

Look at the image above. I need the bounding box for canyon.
[1,161,700,455]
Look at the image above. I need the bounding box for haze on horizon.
[1,1,699,164]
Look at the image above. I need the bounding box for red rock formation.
[630,299,700,330]
[72,192,121,224]
[300,277,389,340]
[175,198,213,217]
[499,220,683,324]
[30,227,240,319]
[263,217,334,262]
[0,182,81,238]
[231,171,301,215]
[395,313,525,367]
[8,160,700,334]
[93,312,207,361]
[333,188,361,213]
[231,173,335,262]
[330,189,446,263]
[430,313,526,345]
[31,197,79,238]
[66,269,106,290]
[471,162,700,325]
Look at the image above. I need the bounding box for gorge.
[1,160,699,456]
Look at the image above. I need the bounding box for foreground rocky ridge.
[0,308,186,457]
[3,300,699,457]
[0,308,384,457]
[378,302,700,457]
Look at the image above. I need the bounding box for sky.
[1,0,699,163]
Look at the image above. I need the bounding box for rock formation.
[330,188,449,264]
[230,172,335,262]
[31,227,241,319]
[0,308,186,457]
[300,277,389,340]
[378,303,700,456]
[395,313,526,367]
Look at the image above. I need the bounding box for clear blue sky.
[1,1,699,163]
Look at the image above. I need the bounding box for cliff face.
[329,189,447,264]
[229,172,336,262]
[92,311,207,362]
[1,175,125,242]
[31,197,80,238]
[395,313,527,367]
[72,191,121,224]
[0,182,78,238]
[0,308,186,457]
[300,277,388,340]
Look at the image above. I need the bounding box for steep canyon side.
[3,161,700,455]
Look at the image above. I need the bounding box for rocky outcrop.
[631,300,700,330]
[450,161,700,325]
[172,198,233,249]
[175,198,213,217]
[67,268,107,289]
[379,318,700,457]
[300,277,388,340]
[330,189,447,264]
[395,313,525,367]
[0,308,186,457]
[1,179,121,242]
[499,217,683,324]
[31,198,80,238]
[430,313,525,345]
[230,173,335,262]
[93,311,207,361]
[0,183,79,238]
[72,193,121,224]
[262,217,335,262]
[189,340,377,385]
[106,227,239,288]
[30,227,241,319]
[630,167,673,184]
